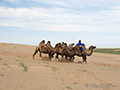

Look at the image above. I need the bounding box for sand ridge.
[0,43,120,90]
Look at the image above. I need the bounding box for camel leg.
[73,56,75,59]
[70,57,73,62]
[82,55,87,63]
[71,57,74,62]
[62,55,64,58]
[65,55,68,62]
[49,53,53,61]
[38,49,42,58]
[51,53,54,58]
[33,48,38,59]
[55,54,59,61]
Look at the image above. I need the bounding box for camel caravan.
[33,40,96,63]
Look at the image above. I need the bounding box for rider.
[78,40,83,54]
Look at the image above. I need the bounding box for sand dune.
[0,43,120,90]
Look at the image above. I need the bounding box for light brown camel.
[33,40,45,59]
[55,42,67,60]
[62,43,81,62]
[78,44,96,63]
[79,44,96,56]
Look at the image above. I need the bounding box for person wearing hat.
[78,40,83,54]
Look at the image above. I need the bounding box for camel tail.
[33,47,38,59]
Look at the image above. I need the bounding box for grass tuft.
[24,66,28,72]
[4,63,8,65]
[20,62,28,72]
[73,82,77,84]
[1,74,4,76]
[67,86,72,89]
[52,66,57,71]
[83,70,86,72]
[0,58,2,60]
[20,62,24,67]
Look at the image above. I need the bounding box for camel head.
[55,43,61,47]
[89,45,96,50]
[70,43,74,46]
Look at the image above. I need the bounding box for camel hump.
[47,41,51,44]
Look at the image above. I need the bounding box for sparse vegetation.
[52,66,57,71]
[4,63,8,65]
[44,65,57,71]
[77,69,81,71]
[108,83,112,85]
[20,62,24,67]
[82,70,86,72]
[16,59,19,61]
[93,48,120,54]
[77,69,86,72]
[43,61,49,64]
[1,74,4,76]
[20,62,28,72]
[67,86,72,89]
[45,62,49,64]
[0,58,2,60]
[73,82,77,85]
[24,66,28,72]
[7,66,14,70]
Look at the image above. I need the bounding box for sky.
[0,0,120,48]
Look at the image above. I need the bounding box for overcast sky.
[0,0,120,47]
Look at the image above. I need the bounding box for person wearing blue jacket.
[78,40,83,54]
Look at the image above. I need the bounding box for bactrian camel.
[33,40,45,59]
[78,44,96,63]
[62,43,82,62]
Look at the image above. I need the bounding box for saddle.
[40,44,46,51]
[59,46,63,53]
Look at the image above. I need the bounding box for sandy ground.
[0,43,120,90]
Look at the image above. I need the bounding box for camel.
[33,40,61,60]
[79,44,96,56]
[45,41,61,60]
[62,43,82,62]
[78,44,96,63]
[55,42,79,61]
[33,40,45,59]
[55,42,67,60]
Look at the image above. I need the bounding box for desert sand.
[0,43,120,90]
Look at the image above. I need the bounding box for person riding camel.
[78,40,83,54]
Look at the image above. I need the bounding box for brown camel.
[79,44,96,56]
[33,40,45,59]
[62,43,81,62]
[45,41,61,60]
[55,42,67,60]
[78,44,96,63]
